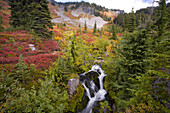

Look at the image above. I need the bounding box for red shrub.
[24,54,59,70]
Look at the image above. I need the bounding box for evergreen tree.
[111,24,117,40]
[64,6,68,12]
[8,0,53,38]
[155,0,168,37]
[71,33,77,63]
[123,14,129,30]
[8,0,24,28]
[128,8,136,32]
[0,14,4,31]
[9,55,34,85]
[84,20,87,31]
[78,23,81,34]
[30,0,53,38]
[106,29,149,111]
[1,76,68,113]
[146,0,170,111]
[93,20,97,34]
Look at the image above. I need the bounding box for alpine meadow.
[0,0,169,112]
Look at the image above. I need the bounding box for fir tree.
[1,76,69,112]
[0,15,4,31]
[128,8,136,32]
[111,24,117,40]
[106,29,149,111]
[30,0,53,38]
[71,33,77,63]
[146,0,170,111]
[78,23,81,34]
[93,20,97,34]
[123,14,129,30]
[64,6,68,12]
[8,0,24,28]
[10,55,34,84]
[8,0,53,38]
[84,20,87,31]
[155,0,168,37]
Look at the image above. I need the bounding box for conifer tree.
[8,0,24,28]
[78,23,81,34]
[146,0,170,111]
[93,20,97,34]
[71,33,77,63]
[8,0,53,38]
[84,20,87,31]
[128,8,136,32]
[123,14,129,30]
[30,0,53,38]
[155,0,168,37]
[111,24,117,40]
[64,6,68,12]
[106,29,149,111]
[0,14,4,31]
[10,55,33,84]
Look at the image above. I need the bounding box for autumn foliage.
[0,31,61,71]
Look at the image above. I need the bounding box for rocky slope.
[48,0,119,29]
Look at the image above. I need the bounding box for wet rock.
[68,78,79,97]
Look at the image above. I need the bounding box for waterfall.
[79,65,107,113]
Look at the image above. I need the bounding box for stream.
[79,65,107,113]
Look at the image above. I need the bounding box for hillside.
[0,0,121,72]
[0,0,169,113]
[48,0,120,28]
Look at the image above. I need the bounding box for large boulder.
[68,78,79,97]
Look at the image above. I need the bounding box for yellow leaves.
[102,34,108,39]
[75,61,81,65]
[54,36,62,41]
[112,40,118,44]
[88,48,93,53]
[106,44,112,52]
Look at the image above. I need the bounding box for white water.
[80,65,107,113]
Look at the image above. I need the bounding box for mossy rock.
[66,84,84,112]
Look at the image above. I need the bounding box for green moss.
[65,84,84,112]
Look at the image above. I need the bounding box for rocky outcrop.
[78,17,107,29]
[68,78,79,97]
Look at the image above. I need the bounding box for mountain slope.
[48,1,119,28]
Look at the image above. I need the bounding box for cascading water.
[79,65,107,113]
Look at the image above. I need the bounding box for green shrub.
[5,26,15,32]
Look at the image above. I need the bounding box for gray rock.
[112,104,116,112]
[68,78,79,97]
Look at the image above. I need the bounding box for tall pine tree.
[111,24,117,40]
[0,13,4,31]
[84,20,87,31]
[106,29,149,111]
[93,20,97,34]
[128,8,136,32]
[146,0,170,111]
[30,0,53,38]
[8,0,53,38]
[155,0,168,37]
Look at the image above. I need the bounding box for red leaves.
[0,31,62,71]
[81,33,95,44]
[24,54,59,70]
[38,40,61,52]
[0,57,19,64]
[53,30,61,37]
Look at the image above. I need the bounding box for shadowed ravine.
[79,65,107,113]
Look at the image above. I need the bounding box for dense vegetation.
[0,0,169,112]
[8,0,53,38]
